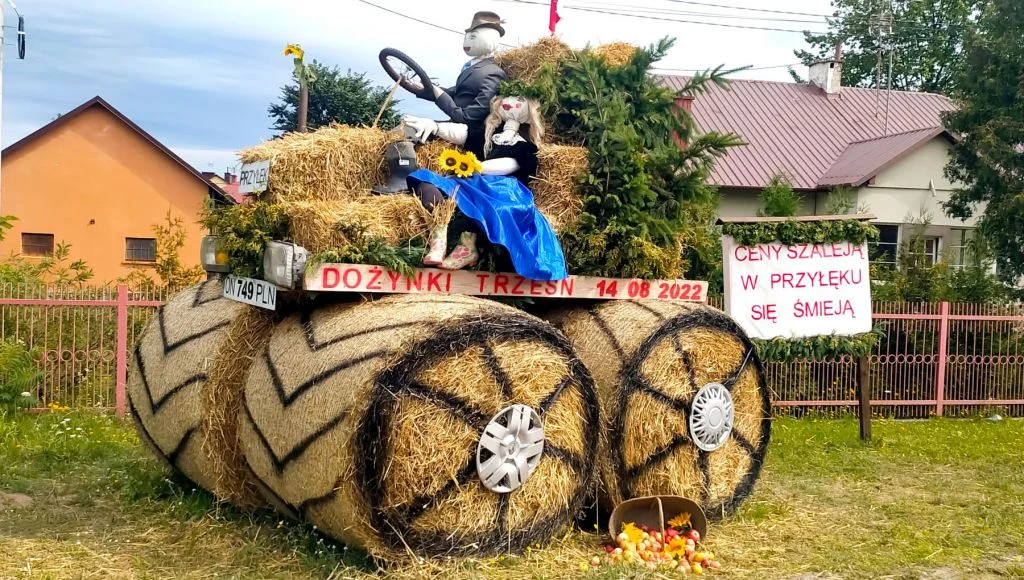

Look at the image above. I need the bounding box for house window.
[125,238,157,262]
[948,228,972,270]
[21,233,54,257]
[868,224,899,267]
[910,236,941,266]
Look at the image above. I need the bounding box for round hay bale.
[128,279,252,498]
[545,300,771,520]
[238,294,599,560]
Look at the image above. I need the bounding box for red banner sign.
[305,263,708,303]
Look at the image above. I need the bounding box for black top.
[490,141,539,186]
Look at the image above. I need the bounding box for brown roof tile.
[660,76,955,190]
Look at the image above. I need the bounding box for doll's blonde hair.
[483,96,544,156]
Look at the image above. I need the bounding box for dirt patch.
[0,492,33,510]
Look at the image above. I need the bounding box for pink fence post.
[934,301,950,417]
[115,284,129,417]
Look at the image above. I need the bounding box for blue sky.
[0,0,833,174]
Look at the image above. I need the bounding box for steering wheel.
[379,48,436,101]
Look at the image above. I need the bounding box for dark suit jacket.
[435,57,506,126]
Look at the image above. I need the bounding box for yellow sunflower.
[283,43,304,60]
[438,149,461,174]
[454,152,477,178]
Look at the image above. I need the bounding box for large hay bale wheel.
[127,279,250,498]
[546,300,771,519]
[238,294,599,560]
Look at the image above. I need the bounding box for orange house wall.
[0,106,210,284]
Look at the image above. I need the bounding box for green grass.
[1,411,1022,579]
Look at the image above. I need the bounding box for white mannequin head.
[463,28,500,58]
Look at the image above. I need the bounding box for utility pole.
[0,0,24,210]
[868,1,893,131]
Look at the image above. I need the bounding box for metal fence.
[2,285,1022,417]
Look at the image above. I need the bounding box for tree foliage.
[518,38,741,279]
[268,61,400,133]
[121,210,205,291]
[942,0,1024,282]
[795,0,980,95]
[757,174,802,217]
[0,243,94,287]
[0,340,44,412]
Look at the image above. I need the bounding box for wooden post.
[115,284,129,418]
[857,354,871,441]
[297,78,308,133]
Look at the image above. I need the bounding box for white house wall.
[856,137,979,228]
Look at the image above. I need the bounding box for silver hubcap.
[689,383,734,452]
[477,404,544,493]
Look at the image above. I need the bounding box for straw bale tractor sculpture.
[128,35,771,562]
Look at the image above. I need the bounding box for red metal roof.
[818,127,953,187]
[660,76,955,190]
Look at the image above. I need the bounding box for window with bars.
[21,233,54,257]
[125,238,157,262]
[868,224,899,267]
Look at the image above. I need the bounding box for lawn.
[1,411,1022,579]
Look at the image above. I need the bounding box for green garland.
[753,328,882,362]
[306,223,424,279]
[722,219,879,247]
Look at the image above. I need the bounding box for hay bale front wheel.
[546,301,772,519]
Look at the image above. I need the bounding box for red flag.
[549,0,561,34]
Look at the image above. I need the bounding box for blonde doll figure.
[402,95,567,281]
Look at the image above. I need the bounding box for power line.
[355,0,464,36]
[355,0,515,47]
[653,62,803,73]
[659,0,832,18]
[496,0,827,34]
[574,1,827,25]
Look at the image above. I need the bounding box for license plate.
[222,275,276,310]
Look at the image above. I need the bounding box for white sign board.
[223,275,277,310]
[238,160,270,194]
[305,263,708,303]
[722,236,871,339]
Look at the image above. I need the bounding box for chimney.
[224,170,237,184]
[809,41,843,95]
[672,95,695,148]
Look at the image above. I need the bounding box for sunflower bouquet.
[438,149,482,178]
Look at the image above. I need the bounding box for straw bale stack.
[128,279,261,502]
[532,144,588,231]
[238,294,599,560]
[239,125,402,203]
[281,196,439,253]
[494,36,574,84]
[544,301,772,520]
[590,42,638,67]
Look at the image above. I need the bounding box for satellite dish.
[17,15,25,59]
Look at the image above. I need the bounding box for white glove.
[432,85,445,99]
[403,116,438,144]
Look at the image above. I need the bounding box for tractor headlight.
[200,235,230,273]
[262,241,308,290]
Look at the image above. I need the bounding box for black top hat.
[466,11,505,37]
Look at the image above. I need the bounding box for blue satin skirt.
[408,169,568,281]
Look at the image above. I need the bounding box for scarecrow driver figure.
[374,11,507,193]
